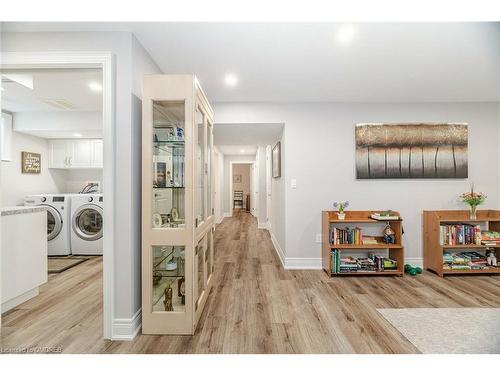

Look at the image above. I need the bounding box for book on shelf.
[362,236,378,245]
[439,224,481,246]
[330,249,398,274]
[370,213,400,221]
[329,226,363,245]
[442,250,493,270]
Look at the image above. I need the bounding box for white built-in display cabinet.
[48,139,103,169]
[142,75,215,335]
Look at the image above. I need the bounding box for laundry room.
[1,68,105,313]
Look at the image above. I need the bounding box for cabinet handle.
[69,156,72,166]
[64,157,68,167]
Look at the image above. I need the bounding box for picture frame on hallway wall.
[272,141,281,178]
[233,174,242,183]
[355,123,468,179]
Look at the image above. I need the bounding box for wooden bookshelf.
[423,210,500,277]
[322,210,404,277]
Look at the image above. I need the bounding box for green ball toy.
[408,268,417,276]
[415,267,422,274]
[404,264,421,276]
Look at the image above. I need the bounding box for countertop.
[1,206,47,217]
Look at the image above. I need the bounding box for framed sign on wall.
[21,151,41,174]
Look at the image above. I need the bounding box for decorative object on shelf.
[383,224,396,244]
[175,126,184,141]
[165,258,177,271]
[153,271,162,286]
[21,151,41,174]
[155,162,167,188]
[170,207,179,222]
[152,212,163,228]
[486,249,497,267]
[163,287,173,311]
[178,277,186,305]
[355,123,468,179]
[272,141,281,178]
[333,201,349,220]
[460,184,486,220]
[371,210,400,221]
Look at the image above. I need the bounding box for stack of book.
[442,251,489,270]
[362,236,378,245]
[331,250,398,273]
[357,257,377,272]
[330,226,362,245]
[481,231,500,246]
[439,224,481,246]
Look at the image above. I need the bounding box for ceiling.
[216,145,258,156]
[2,22,500,102]
[1,68,102,112]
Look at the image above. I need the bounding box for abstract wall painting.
[355,123,468,179]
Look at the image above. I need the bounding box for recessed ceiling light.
[224,74,238,87]
[335,24,356,45]
[239,149,245,153]
[88,82,102,92]
[73,132,82,137]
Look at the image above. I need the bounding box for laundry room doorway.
[0,52,115,339]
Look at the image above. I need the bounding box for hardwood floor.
[2,210,500,353]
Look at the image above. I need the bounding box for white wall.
[257,146,267,226]
[1,130,66,205]
[214,102,500,266]
[2,31,162,330]
[65,169,103,193]
[214,147,224,223]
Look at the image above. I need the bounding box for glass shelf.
[152,245,186,312]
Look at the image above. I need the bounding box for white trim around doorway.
[228,160,255,217]
[0,52,116,340]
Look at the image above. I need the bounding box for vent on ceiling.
[41,99,79,110]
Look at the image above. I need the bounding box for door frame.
[0,52,116,339]
[228,160,255,216]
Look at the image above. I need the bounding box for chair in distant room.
[233,190,244,209]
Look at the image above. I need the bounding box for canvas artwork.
[355,123,468,179]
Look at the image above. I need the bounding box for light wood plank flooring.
[2,210,500,353]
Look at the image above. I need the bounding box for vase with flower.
[333,201,349,220]
[460,185,486,220]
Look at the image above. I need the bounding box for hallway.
[2,211,500,353]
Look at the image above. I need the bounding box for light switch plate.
[291,179,297,189]
[316,233,322,243]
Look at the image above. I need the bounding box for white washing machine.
[70,194,103,255]
[24,194,72,256]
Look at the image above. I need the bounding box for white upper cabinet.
[48,139,103,169]
[91,139,103,168]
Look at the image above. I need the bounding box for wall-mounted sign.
[21,151,41,174]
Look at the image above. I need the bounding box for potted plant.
[333,201,349,220]
[460,185,486,220]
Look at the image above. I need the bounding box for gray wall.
[214,102,500,264]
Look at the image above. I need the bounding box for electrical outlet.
[316,233,322,243]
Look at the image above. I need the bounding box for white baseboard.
[404,257,424,268]
[257,221,270,230]
[269,230,285,268]
[285,258,322,269]
[1,287,39,314]
[112,308,142,341]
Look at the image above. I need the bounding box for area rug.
[48,256,89,273]
[377,308,500,354]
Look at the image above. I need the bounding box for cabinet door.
[92,139,103,168]
[70,140,92,168]
[49,140,70,168]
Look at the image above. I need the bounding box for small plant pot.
[337,212,346,220]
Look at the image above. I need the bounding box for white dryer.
[24,194,72,256]
[70,194,103,255]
